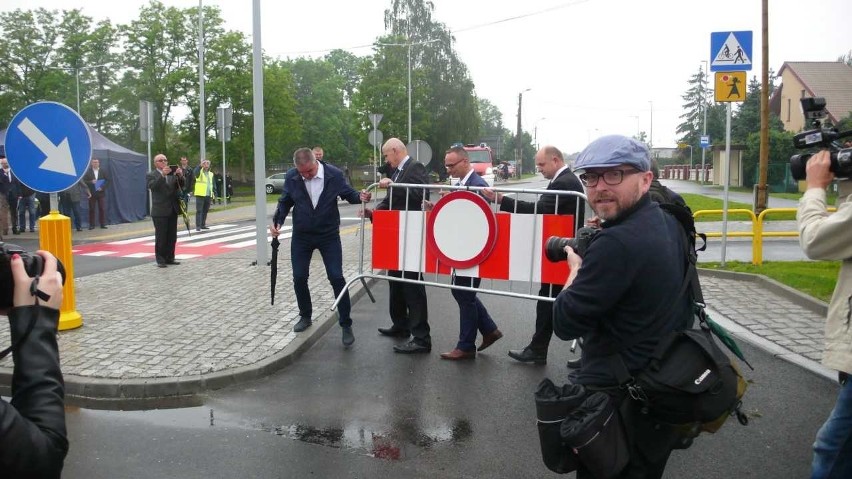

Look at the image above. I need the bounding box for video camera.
[544,227,599,262]
[0,243,66,310]
[789,97,852,180]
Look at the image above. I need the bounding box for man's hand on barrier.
[481,188,502,203]
[806,150,834,190]
[378,178,393,189]
[359,208,374,221]
[359,191,372,202]
[422,200,434,211]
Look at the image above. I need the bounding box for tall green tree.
[120,0,197,156]
[731,73,783,142]
[0,8,65,125]
[287,57,349,162]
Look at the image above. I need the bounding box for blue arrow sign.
[4,102,92,193]
[710,31,752,72]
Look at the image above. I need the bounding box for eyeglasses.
[579,169,641,187]
[155,158,167,163]
[444,160,461,169]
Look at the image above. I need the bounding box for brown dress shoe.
[440,348,475,360]
[477,329,504,351]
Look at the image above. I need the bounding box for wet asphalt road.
[62,279,839,478]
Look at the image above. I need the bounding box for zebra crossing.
[72,223,290,260]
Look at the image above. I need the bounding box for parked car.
[265,173,286,194]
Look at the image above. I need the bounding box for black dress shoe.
[293,317,312,333]
[201,226,210,230]
[156,263,167,268]
[566,358,582,369]
[166,260,181,265]
[89,226,95,230]
[342,327,355,347]
[378,326,410,338]
[507,347,547,365]
[100,225,108,229]
[393,340,431,354]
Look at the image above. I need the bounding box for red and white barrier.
[371,192,577,284]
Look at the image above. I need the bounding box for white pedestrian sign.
[710,31,753,71]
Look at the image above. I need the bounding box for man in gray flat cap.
[552,135,695,478]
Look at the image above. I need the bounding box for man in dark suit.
[83,158,109,229]
[483,145,585,365]
[0,155,12,236]
[427,146,502,360]
[147,154,184,268]
[270,147,363,347]
[360,137,432,354]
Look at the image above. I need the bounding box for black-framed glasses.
[444,160,461,169]
[579,169,641,187]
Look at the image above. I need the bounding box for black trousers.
[152,213,178,265]
[388,270,430,345]
[529,282,563,352]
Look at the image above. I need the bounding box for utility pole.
[756,0,770,212]
[515,89,529,178]
[701,60,709,184]
[198,0,206,162]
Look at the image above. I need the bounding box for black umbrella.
[178,197,191,236]
[270,235,280,305]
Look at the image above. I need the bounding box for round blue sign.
[5,101,93,193]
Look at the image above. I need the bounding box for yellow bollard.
[38,210,82,330]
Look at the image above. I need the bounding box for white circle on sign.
[432,199,489,261]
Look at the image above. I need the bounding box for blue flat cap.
[574,135,651,173]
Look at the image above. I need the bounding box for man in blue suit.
[270,147,363,346]
[431,146,502,360]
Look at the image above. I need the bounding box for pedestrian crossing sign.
[710,31,752,72]
[715,72,747,102]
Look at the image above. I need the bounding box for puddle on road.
[69,406,473,460]
[258,418,473,460]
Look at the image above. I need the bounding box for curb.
[0,275,377,410]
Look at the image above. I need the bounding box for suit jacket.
[147,170,183,217]
[376,157,428,212]
[272,161,361,236]
[499,168,585,224]
[458,170,490,188]
[82,167,108,198]
[0,168,12,198]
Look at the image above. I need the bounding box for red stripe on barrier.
[372,210,400,270]
[423,211,452,275]
[540,214,575,284]
[478,212,512,280]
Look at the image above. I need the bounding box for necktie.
[392,169,401,182]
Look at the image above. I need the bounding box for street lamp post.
[534,117,546,150]
[51,63,111,116]
[198,0,207,162]
[515,88,531,178]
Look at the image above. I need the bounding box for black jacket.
[0,306,68,478]
[553,195,693,386]
[499,168,585,225]
[376,157,428,212]
[272,161,361,236]
[147,170,184,217]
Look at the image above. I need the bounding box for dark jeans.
[452,275,497,351]
[152,213,178,264]
[290,232,351,327]
[59,197,82,230]
[530,282,563,353]
[17,196,36,231]
[89,195,106,227]
[812,372,852,478]
[195,195,211,228]
[388,270,430,345]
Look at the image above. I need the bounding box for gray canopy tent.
[0,125,149,225]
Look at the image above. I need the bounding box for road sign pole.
[721,102,732,268]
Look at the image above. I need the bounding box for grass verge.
[699,260,838,302]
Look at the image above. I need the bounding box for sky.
[4,0,851,156]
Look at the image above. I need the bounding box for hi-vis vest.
[194,169,214,197]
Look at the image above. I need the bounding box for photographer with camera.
[551,135,693,478]
[797,149,852,479]
[0,250,68,477]
[147,154,185,268]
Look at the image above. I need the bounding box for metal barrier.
[333,182,587,310]
[693,207,835,265]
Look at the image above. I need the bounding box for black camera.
[0,243,66,310]
[789,97,852,181]
[545,227,599,262]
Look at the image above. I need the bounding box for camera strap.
[0,277,48,361]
